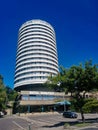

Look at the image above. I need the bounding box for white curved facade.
[14,20,58,90]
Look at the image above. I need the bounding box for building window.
[22,95,29,100]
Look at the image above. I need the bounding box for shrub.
[83,98,98,113]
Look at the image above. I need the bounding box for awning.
[55,100,71,105]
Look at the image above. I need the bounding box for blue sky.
[0,0,98,88]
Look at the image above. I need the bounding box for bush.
[83,98,98,113]
[64,123,70,129]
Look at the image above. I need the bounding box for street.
[0,113,98,130]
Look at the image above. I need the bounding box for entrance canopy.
[55,100,71,105]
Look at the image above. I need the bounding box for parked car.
[0,111,4,118]
[63,111,78,118]
[2,110,7,115]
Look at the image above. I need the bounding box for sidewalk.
[19,111,60,117]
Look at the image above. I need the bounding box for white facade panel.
[14,19,59,90]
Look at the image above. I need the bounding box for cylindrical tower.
[14,20,58,91]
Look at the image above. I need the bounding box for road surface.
[0,113,98,130]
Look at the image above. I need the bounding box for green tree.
[83,98,98,113]
[6,86,19,114]
[0,75,7,110]
[47,60,98,122]
[6,86,18,101]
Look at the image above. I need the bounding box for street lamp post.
[63,95,66,112]
[28,123,31,130]
[57,82,66,112]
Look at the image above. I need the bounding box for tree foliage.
[0,75,18,111]
[6,86,18,101]
[83,98,98,113]
[0,75,7,110]
[47,60,98,122]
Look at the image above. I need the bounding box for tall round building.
[14,20,59,91]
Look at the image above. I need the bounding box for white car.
[0,111,4,117]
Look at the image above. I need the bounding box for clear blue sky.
[0,0,98,88]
